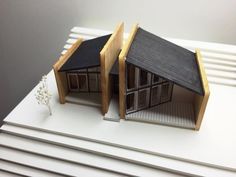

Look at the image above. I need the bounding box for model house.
[53,23,209,130]
[117,24,210,130]
[53,23,124,113]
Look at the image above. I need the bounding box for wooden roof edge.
[118,23,139,61]
[100,22,124,55]
[53,38,83,71]
[195,49,210,96]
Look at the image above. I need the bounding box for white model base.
[1,26,236,176]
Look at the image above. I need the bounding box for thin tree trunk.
[48,104,52,116]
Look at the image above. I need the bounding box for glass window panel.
[89,73,98,91]
[151,85,161,106]
[139,69,150,87]
[152,75,162,84]
[161,83,172,102]
[126,92,136,113]
[127,64,136,90]
[78,74,88,91]
[68,74,78,90]
[138,89,149,109]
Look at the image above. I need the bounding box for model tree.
[35,75,52,115]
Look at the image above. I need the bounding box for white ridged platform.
[1,26,236,177]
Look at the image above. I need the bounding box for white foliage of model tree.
[35,75,52,115]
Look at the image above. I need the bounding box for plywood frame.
[100,22,124,115]
[53,38,83,103]
[194,49,210,130]
[118,24,139,118]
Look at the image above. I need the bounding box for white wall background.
[76,0,236,44]
[0,0,236,124]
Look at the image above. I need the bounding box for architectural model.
[53,23,210,130]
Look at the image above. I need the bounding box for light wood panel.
[118,24,139,118]
[53,38,83,103]
[194,49,210,130]
[100,22,124,115]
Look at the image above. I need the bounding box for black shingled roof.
[126,28,204,95]
[59,34,111,72]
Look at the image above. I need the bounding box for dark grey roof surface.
[126,28,203,95]
[59,34,111,72]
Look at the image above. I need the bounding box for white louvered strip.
[203,58,236,67]
[201,51,236,62]
[61,50,67,55]
[207,77,236,87]
[66,38,77,44]
[205,68,236,80]
[2,124,235,177]
[71,27,236,55]
[168,38,236,55]
[0,170,20,177]
[71,27,111,37]
[63,44,72,50]
[69,33,80,39]
[69,33,95,40]
[204,63,236,73]
[71,27,130,40]
[0,145,123,177]
[0,159,64,177]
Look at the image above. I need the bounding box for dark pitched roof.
[59,34,111,72]
[126,28,204,95]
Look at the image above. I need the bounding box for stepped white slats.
[168,38,236,55]
[203,58,236,68]
[70,26,236,55]
[71,27,111,37]
[0,146,125,177]
[63,44,72,50]
[69,33,94,40]
[66,38,77,44]
[0,133,131,176]
[201,51,236,62]
[205,69,236,86]
[204,63,236,73]
[0,169,21,177]
[0,159,64,177]
[0,131,184,177]
[1,124,235,177]
[61,26,236,87]
[61,50,67,55]
[0,125,212,176]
